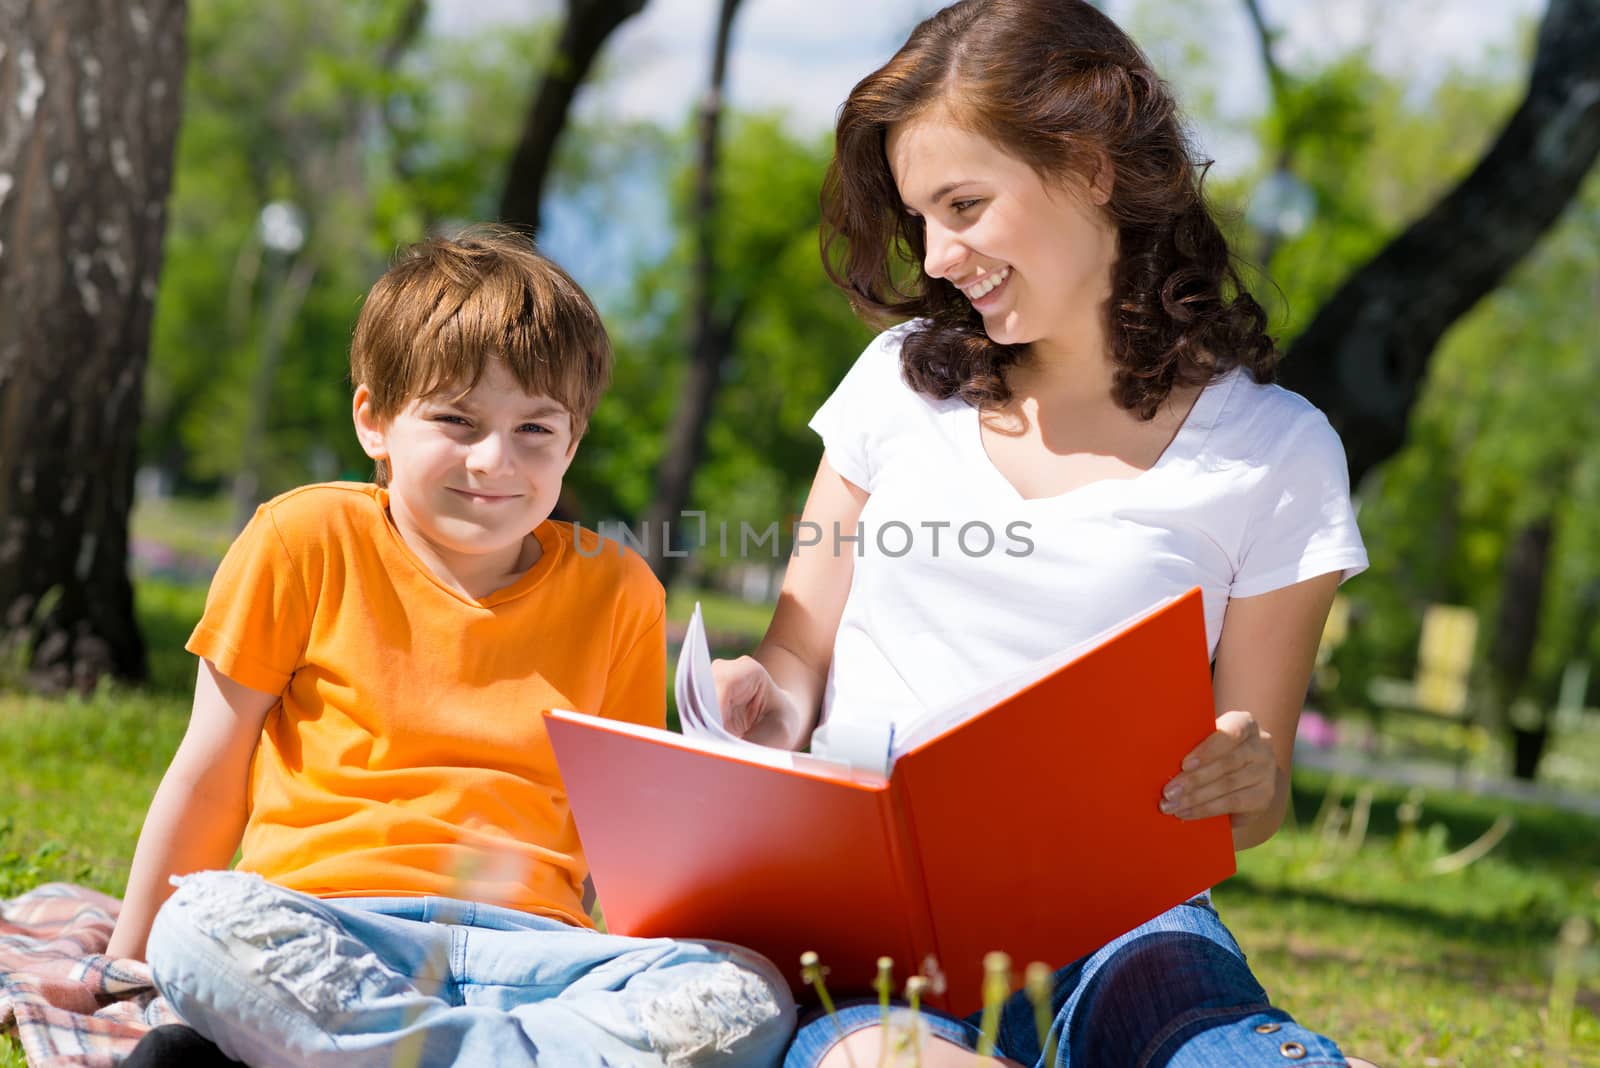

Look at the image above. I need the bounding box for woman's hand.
[1159,709,1279,828]
[711,655,806,750]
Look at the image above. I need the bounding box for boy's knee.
[148,870,248,975]
[150,870,406,1019]
[639,948,796,1067]
[152,871,285,961]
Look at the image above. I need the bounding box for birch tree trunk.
[0,0,187,689]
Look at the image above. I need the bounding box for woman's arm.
[105,658,279,960]
[1161,572,1342,851]
[712,454,867,750]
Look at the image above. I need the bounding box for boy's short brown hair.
[351,226,611,453]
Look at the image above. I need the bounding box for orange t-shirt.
[187,482,666,927]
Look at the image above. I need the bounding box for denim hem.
[1141,1004,1348,1068]
[1137,1001,1274,1068]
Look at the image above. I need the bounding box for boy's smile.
[354,360,578,599]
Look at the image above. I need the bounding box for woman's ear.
[1088,151,1115,206]
[351,384,388,461]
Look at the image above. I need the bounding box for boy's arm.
[106,658,279,961]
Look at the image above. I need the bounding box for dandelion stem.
[904,975,930,1068]
[801,951,860,1068]
[976,951,1010,1057]
[1546,916,1590,1060]
[874,957,894,1068]
[1024,962,1057,1067]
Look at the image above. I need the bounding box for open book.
[545,587,1235,1015]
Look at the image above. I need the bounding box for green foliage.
[570,113,874,552]
[133,0,1600,774]
[1213,25,1600,752]
[1332,169,1600,724]
[145,0,550,498]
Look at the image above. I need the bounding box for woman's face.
[886,112,1119,351]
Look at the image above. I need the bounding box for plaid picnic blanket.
[0,883,180,1066]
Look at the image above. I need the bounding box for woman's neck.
[1013,322,1118,409]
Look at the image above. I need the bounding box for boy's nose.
[466,432,516,475]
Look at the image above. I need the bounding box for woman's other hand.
[1160,709,1278,827]
[712,655,806,750]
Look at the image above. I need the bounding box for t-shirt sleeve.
[186,504,311,695]
[1231,411,1369,599]
[807,329,906,492]
[598,580,667,730]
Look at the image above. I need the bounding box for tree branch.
[1277,0,1600,487]
[1239,0,1287,102]
[497,0,648,237]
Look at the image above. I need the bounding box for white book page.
[674,604,888,772]
[675,603,745,745]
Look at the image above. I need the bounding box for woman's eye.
[952,198,981,213]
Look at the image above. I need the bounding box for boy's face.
[353,360,578,574]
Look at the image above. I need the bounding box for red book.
[545,587,1234,1016]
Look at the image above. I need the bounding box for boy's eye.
[519,423,551,435]
[432,414,469,426]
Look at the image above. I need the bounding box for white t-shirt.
[808,324,1368,745]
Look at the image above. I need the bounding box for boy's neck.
[388,506,545,600]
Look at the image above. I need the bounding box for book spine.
[883,774,947,1009]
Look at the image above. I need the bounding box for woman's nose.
[922,220,965,280]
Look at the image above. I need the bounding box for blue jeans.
[785,900,1346,1067]
[147,870,796,1067]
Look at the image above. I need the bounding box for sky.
[427,0,1547,298]
[430,0,1546,175]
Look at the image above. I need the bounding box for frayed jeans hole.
[169,873,410,1018]
[640,961,784,1066]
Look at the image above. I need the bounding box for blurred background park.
[2,0,1599,1063]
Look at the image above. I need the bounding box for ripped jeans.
[147,871,796,1068]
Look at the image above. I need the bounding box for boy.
[106,229,795,1067]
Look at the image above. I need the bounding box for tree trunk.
[497,0,648,237]
[1487,516,1555,781]
[1277,0,1600,488]
[0,0,187,691]
[642,0,744,584]
[1510,727,1549,783]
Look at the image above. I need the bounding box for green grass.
[1220,772,1600,1065]
[3,580,1598,1066]
[129,493,238,565]
[666,583,778,642]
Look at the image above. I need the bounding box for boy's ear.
[351,384,389,460]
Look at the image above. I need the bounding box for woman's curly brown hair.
[821,0,1277,417]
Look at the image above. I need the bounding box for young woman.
[713,1,1371,1065]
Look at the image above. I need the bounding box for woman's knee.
[1070,931,1267,1062]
